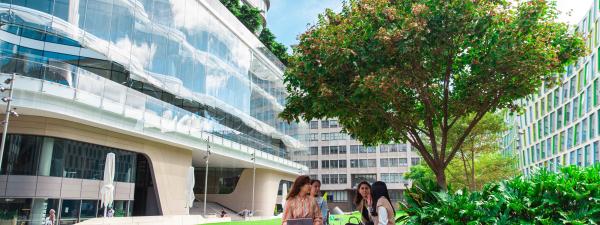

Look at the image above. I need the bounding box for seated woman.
[281,175,323,225]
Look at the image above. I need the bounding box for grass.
[205,211,406,225]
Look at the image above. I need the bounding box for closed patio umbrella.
[281,183,288,210]
[100,153,116,217]
[187,166,195,209]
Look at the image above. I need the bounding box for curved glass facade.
[0,134,141,224]
[1,134,137,182]
[0,0,306,158]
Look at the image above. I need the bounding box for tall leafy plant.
[399,165,600,224]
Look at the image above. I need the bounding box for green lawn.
[205,211,406,225]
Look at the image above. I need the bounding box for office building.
[503,1,600,174]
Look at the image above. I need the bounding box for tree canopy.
[281,0,586,189]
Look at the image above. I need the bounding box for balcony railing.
[0,56,306,171]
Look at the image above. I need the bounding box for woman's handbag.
[345,216,374,225]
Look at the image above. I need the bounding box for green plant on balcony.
[220,0,289,65]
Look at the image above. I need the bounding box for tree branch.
[407,128,436,168]
[440,48,454,162]
[444,91,503,167]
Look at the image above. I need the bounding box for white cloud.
[556,0,593,24]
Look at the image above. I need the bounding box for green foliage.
[447,152,518,191]
[404,164,436,184]
[400,165,600,224]
[220,0,264,34]
[280,0,586,189]
[219,0,289,64]
[259,28,289,65]
[445,113,519,190]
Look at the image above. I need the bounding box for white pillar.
[38,137,55,176]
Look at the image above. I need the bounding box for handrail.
[0,56,307,170]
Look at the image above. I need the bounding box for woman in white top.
[310,179,329,225]
[44,209,56,225]
[369,181,395,225]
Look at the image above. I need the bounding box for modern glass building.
[503,1,600,175]
[0,0,306,224]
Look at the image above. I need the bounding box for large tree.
[280,0,585,189]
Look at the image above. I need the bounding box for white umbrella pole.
[203,137,210,216]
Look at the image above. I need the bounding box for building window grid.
[321,174,347,185]
[511,25,600,169]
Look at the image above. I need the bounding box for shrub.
[399,165,600,224]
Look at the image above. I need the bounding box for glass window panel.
[309,147,318,155]
[339,160,346,168]
[330,174,338,184]
[321,146,329,155]
[330,160,338,169]
[330,146,338,154]
[12,0,54,14]
[380,159,389,167]
[53,0,70,21]
[310,161,318,169]
[321,160,329,169]
[339,146,347,154]
[367,159,376,167]
[82,0,114,41]
[350,145,359,154]
[1,134,42,175]
[390,158,399,167]
[0,198,33,223]
[112,200,127,217]
[399,158,408,166]
[309,121,318,129]
[350,159,358,168]
[60,199,81,224]
[80,200,98,219]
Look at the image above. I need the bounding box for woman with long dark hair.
[370,181,395,225]
[282,175,323,225]
[310,179,329,225]
[353,181,373,224]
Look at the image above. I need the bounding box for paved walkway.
[76,215,230,225]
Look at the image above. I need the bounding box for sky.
[267,0,594,51]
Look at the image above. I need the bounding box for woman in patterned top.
[281,175,323,225]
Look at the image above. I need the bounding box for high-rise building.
[0,0,306,224]
[292,119,420,211]
[503,1,600,175]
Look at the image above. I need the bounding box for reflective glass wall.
[0,198,132,225]
[0,134,137,182]
[0,0,307,159]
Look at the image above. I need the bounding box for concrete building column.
[38,137,54,176]
[204,168,295,217]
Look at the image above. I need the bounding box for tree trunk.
[460,150,470,189]
[433,167,448,191]
[470,149,476,190]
